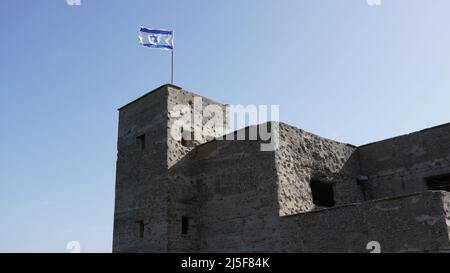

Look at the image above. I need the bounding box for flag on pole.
[138,27,174,50]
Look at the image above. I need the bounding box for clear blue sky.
[1,0,450,252]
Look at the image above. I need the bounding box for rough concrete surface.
[113,84,450,253]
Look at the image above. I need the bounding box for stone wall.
[275,123,362,215]
[114,85,230,253]
[114,85,450,253]
[358,123,450,200]
[113,86,170,252]
[165,124,278,252]
[166,87,229,169]
[281,191,450,252]
[166,87,229,252]
[195,131,278,252]
[166,123,450,253]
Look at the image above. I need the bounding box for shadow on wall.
[166,124,283,252]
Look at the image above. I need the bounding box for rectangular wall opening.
[310,179,335,207]
[136,220,145,238]
[137,134,146,150]
[181,216,190,235]
[426,173,450,192]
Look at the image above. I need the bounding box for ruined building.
[113,84,450,253]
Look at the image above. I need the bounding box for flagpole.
[171,31,174,85]
[171,48,174,85]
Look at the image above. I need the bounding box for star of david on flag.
[138,27,174,50]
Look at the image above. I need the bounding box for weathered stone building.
[113,84,450,253]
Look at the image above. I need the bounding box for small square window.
[426,174,450,192]
[137,134,146,150]
[136,220,145,238]
[310,179,335,207]
[181,216,190,235]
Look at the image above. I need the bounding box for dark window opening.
[310,179,335,207]
[137,134,146,150]
[426,174,450,192]
[181,216,190,235]
[136,220,145,238]
[181,130,195,147]
[356,175,370,201]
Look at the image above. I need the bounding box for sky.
[1,0,450,253]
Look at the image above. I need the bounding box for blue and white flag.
[138,27,174,50]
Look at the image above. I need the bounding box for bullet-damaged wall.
[275,123,363,215]
[113,85,450,253]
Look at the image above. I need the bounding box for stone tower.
[113,84,228,252]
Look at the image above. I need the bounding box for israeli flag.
[138,27,174,50]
